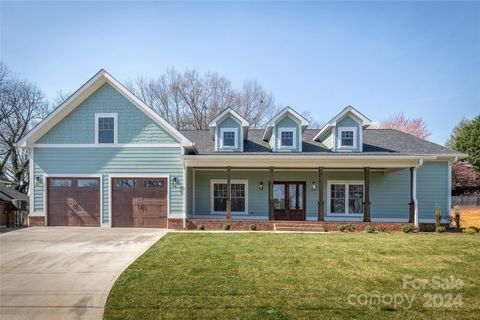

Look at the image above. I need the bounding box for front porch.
[182,161,430,228]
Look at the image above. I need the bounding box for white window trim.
[210,179,248,215]
[278,127,297,149]
[219,128,238,149]
[95,113,118,144]
[327,180,364,215]
[338,127,357,149]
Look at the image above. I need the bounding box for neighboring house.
[0,186,29,227]
[17,70,464,229]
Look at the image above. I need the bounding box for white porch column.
[413,159,424,226]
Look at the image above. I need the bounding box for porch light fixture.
[172,177,177,187]
[259,181,264,190]
[312,181,316,190]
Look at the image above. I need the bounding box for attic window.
[95,113,117,144]
[220,128,238,148]
[278,128,296,148]
[339,127,357,148]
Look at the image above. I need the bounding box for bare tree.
[0,63,50,193]
[379,113,432,139]
[127,69,278,130]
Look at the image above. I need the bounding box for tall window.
[211,180,247,214]
[328,181,364,214]
[279,128,296,148]
[96,113,117,144]
[341,130,354,147]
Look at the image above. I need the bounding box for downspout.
[181,147,187,230]
[413,159,424,226]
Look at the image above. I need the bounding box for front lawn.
[105,233,480,319]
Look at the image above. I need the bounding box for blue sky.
[1,1,479,144]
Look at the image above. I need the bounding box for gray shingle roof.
[0,186,28,202]
[181,128,461,156]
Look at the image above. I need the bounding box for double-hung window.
[211,180,248,214]
[95,113,117,144]
[339,127,357,148]
[328,181,364,215]
[220,128,238,149]
[278,128,296,148]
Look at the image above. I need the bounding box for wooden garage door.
[47,177,100,226]
[111,178,168,228]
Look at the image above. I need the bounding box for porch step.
[274,223,325,232]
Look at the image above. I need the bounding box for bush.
[463,227,478,235]
[402,224,418,234]
[434,204,442,227]
[249,223,257,231]
[337,224,355,232]
[435,226,447,233]
[365,226,376,233]
[197,224,205,231]
[223,223,231,231]
[421,225,435,232]
[376,226,386,232]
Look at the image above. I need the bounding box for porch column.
[226,166,231,223]
[269,167,274,220]
[318,167,324,221]
[409,167,415,223]
[363,167,371,222]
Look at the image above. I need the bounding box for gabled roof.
[208,107,249,128]
[0,186,28,202]
[262,106,310,141]
[17,69,193,148]
[313,105,372,141]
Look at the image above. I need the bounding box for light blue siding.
[273,115,301,152]
[191,163,450,222]
[33,147,184,224]
[335,115,361,152]
[38,83,178,144]
[216,117,242,152]
[417,161,449,220]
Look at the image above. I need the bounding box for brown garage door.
[111,177,168,227]
[47,177,100,226]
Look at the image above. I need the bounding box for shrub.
[421,225,435,232]
[223,223,231,231]
[435,226,447,233]
[376,226,386,232]
[337,224,355,232]
[365,226,376,233]
[434,203,442,227]
[197,224,205,231]
[402,224,418,234]
[463,227,478,235]
[249,223,257,231]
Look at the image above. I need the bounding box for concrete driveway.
[0,227,167,320]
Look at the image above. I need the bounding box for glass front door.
[272,182,306,220]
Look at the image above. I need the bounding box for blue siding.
[273,115,301,152]
[33,147,184,224]
[38,83,178,144]
[335,115,361,152]
[417,161,449,220]
[216,117,242,152]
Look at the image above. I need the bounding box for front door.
[272,182,306,220]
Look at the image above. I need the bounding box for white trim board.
[210,179,249,215]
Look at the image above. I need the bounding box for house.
[0,185,29,227]
[17,70,464,230]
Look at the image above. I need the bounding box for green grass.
[104,233,480,320]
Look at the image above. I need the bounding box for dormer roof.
[208,107,250,139]
[313,105,371,141]
[262,106,310,141]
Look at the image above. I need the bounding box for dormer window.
[95,113,117,144]
[339,127,357,148]
[220,128,238,148]
[279,129,295,148]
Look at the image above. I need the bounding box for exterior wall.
[321,131,334,149]
[37,83,177,144]
[190,163,450,223]
[335,115,362,152]
[215,117,242,152]
[33,146,184,226]
[273,115,301,152]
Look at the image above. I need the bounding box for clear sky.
[1,1,479,144]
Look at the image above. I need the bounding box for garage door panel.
[112,177,167,228]
[47,178,100,227]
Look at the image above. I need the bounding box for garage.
[111,177,168,228]
[47,177,101,226]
